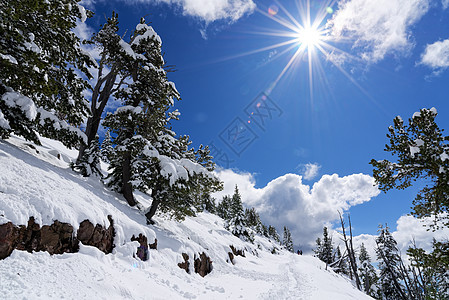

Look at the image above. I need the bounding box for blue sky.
[81,0,449,252]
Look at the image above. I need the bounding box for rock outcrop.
[77,215,115,254]
[178,252,190,273]
[130,233,149,261]
[194,252,212,277]
[0,215,115,259]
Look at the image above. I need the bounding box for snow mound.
[0,137,372,299]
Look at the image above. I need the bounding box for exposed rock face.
[0,222,19,259]
[194,252,212,277]
[149,238,157,250]
[228,251,235,264]
[0,217,78,259]
[0,216,116,259]
[76,215,115,254]
[130,233,149,261]
[178,252,190,273]
[230,245,245,258]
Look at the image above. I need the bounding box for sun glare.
[296,25,323,49]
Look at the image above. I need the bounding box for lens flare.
[268,5,279,16]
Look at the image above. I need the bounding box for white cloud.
[329,0,430,63]
[443,0,449,9]
[419,39,449,71]
[351,215,449,263]
[213,169,380,251]
[151,0,256,23]
[299,163,321,180]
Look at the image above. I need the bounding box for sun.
[295,25,324,50]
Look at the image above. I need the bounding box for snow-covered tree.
[0,0,93,147]
[315,226,334,265]
[358,243,378,297]
[72,135,102,177]
[268,225,280,244]
[217,195,232,221]
[283,226,294,252]
[376,225,406,300]
[371,108,449,227]
[245,207,263,234]
[101,17,221,219]
[101,129,113,163]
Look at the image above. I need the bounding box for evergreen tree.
[407,240,449,299]
[283,226,294,252]
[245,207,263,234]
[358,243,378,297]
[268,225,280,244]
[0,0,93,147]
[376,225,407,300]
[217,195,232,221]
[72,134,102,177]
[371,108,449,227]
[102,17,221,217]
[101,129,113,163]
[315,227,334,265]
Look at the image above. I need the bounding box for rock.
[230,245,245,257]
[131,234,149,261]
[149,238,157,250]
[0,222,19,259]
[228,252,234,264]
[178,252,190,273]
[77,215,115,254]
[194,252,212,277]
[40,220,78,254]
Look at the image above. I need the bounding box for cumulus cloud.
[150,0,256,23]
[213,169,380,251]
[351,215,449,263]
[328,0,430,63]
[419,39,449,72]
[299,163,321,180]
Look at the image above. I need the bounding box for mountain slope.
[0,137,372,299]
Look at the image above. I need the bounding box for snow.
[1,91,37,120]
[0,136,372,299]
[0,53,18,64]
[132,24,162,46]
[0,109,10,129]
[441,152,449,161]
[78,4,87,23]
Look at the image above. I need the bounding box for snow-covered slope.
[0,137,372,299]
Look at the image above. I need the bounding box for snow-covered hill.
[0,137,372,299]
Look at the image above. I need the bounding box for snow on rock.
[0,136,372,299]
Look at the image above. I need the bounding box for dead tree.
[339,212,361,290]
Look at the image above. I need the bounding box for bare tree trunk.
[339,212,362,290]
[121,150,136,206]
[145,187,160,224]
[77,70,117,164]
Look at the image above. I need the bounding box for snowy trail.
[0,137,373,299]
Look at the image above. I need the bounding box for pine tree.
[217,195,232,221]
[334,246,350,275]
[358,243,378,297]
[283,226,294,252]
[72,135,102,177]
[0,0,93,147]
[102,17,221,217]
[245,207,263,234]
[376,224,407,300]
[101,129,113,163]
[371,108,449,227]
[268,225,280,244]
[315,227,334,265]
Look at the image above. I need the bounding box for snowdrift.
[0,137,372,299]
